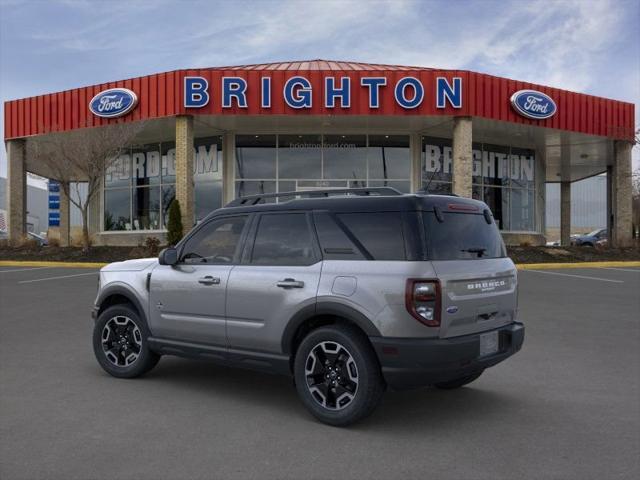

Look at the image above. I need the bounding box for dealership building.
[3,60,635,246]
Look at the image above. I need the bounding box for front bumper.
[370,322,524,390]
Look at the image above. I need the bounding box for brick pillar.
[452,117,472,197]
[222,133,235,205]
[560,181,571,246]
[410,133,422,192]
[6,139,27,245]
[175,115,194,234]
[59,182,70,247]
[611,141,633,247]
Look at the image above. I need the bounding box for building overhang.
[4,59,635,144]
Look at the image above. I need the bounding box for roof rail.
[225,187,403,207]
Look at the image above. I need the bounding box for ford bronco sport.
[92,188,524,426]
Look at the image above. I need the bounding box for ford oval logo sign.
[89,88,138,118]
[510,89,556,120]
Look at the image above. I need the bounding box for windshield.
[423,211,506,260]
[586,229,603,237]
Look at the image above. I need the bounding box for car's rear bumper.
[370,322,524,390]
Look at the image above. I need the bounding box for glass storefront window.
[234,134,412,200]
[132,143,161,187]
[421,136,537,232]
[104,188,131,231]
[235,135,276,179]
[161,185,175,227]
[509,147,535,189]
[422,137,453,185]
[368,135,410,180]
[483,186,509,230]
[161,142,176,184]
[104,136,223,231]
[132,186,160,230]
[105,154,131,188]
[323,135,367,179]
[509,188,535,231]
[278,134,322,179]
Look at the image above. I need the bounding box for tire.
[434,371,483,390]
[294,324,384,427]
[93,304,160,378]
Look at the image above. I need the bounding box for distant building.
[0,177,48,234]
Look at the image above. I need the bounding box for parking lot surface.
[1,265,639,480]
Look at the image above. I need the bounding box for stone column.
[611,141,633,247]
[410,133,422,192]
[59,182,70,247]
[175,115,194,234]
[452,117,473,197]
[560,181,571,246]
[222,133,236,205]
[6,139,27,245]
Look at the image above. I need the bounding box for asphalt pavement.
[1,265,639,480]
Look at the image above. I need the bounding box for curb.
[516,261,640,270]
[1,260,639,270]
[0,260,107,268]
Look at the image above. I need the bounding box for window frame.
[241,211,321,267]
[176,213,252,266]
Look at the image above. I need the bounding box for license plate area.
[479,331,499,357]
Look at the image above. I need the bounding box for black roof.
[205,190,489,221]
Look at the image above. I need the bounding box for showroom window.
[104,136,223,231]
[422,136,536,232]
[235,134,411,200]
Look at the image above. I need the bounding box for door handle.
[198,276,221,285]
[277,278,305,288]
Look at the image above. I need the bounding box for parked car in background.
[571,228,607,247]
[27,231,48,246]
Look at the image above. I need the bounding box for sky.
[0,0,638,182]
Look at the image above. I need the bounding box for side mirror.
[159,247,178,266]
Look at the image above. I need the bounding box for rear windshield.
[423,212,506,260]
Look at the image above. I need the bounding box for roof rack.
[225,187,403,207]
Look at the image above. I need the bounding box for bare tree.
[27,121,144,250]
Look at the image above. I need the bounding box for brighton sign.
[89,88,138,118]
[510,89,557,120]
[183,75,463,110]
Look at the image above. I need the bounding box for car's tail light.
[405,279,441,327]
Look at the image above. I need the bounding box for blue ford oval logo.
[89,88,138,118]
[510,89,556,120]
[446,306,459,314]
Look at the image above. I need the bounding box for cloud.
[1,0,638,174]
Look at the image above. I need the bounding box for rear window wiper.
[461,247,487,257]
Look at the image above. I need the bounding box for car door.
[148,214,250,346]
[226,212,322,354]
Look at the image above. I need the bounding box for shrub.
[128,246,147,259]
[166,199,183,246]
[144,236,161,257]
[48,237,61,248]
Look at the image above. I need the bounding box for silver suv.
[92,188,524,426]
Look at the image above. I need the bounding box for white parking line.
[599,267,640,273]
[0,266,56,274]
[18,271,98,284]
[524,269,624,283]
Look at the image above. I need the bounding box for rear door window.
[423,212,506,260]
[336,212,406,260]
[250,213,317,266]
